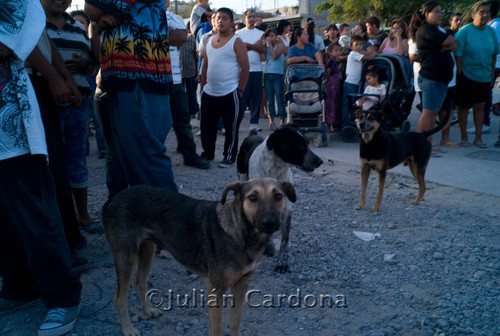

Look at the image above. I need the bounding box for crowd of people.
[1,0,499,335]
[231,1,500,152]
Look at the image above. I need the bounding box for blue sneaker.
[38,304,80,336]
[218,159,235,168]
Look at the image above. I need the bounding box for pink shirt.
[381,39,408,55]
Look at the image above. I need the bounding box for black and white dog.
[237,125,323,272]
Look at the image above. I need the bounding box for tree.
[315,0,479,26]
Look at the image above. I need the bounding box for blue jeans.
[0,155,81,308]
[342,82,359,127]
[59,96,90,188]
[107,84,177,192]
[239,71,263,125]
[264,73,286,120]
[94,88,128,198]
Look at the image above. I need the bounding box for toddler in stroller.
[355,70,387,110]
[341,54,414,142]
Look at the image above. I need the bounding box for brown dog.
[102,178,296,336]
[354,109,450,212]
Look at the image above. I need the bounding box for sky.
[68,0,298,15]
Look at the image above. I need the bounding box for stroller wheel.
[341,125,359,143]
[400,120,411,133]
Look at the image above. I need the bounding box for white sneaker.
[250,124,262,131]
[38,304,80,336]
[467,125,491,134]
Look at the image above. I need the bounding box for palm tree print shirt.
[85,0,172,94]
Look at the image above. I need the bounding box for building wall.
[299,0,329,28]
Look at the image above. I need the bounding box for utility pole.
[175,0,178,14]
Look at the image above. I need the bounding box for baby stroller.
[341,54,414,142]
[285,64,329,147]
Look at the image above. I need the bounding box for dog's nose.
[261,219,279,233]
[315,157,323,167]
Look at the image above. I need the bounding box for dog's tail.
[249,129,258,137]
[420,109,451,138]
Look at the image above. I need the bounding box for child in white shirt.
[356,70,387,110]
[338,23,351,48]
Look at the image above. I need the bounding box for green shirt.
[455,23,498,83]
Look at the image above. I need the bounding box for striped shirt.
[180,37,197,79]
[46,13,92,95]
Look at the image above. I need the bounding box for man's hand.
[95,13,121,33]
[66,79,82,107]
[47,78,72,106]
[64,53,88,74]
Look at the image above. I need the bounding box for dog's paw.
[143,307,162,319]
[370,207,381,212]
[409,199,420,205]
[354,203,364,210]
[122,325,141,336]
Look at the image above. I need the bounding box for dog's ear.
[221,181,242,204]
[281,182,297,203]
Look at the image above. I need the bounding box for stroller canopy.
[285,64,325,84]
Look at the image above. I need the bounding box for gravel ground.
[1,125,499,336]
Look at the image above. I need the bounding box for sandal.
[473,140,488,148]
[459,140,470,147]
[440,141,459,148]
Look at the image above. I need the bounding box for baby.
[356,70,387,110]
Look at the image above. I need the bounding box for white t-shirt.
[236,27,264,72]
[278,35,290,47]
[166,11,186,85]
[339,35,350,48]
[345,51,364,85]
[0,0,47,160]
[364,84,387,97]
[314,34,325,51]
[204,35,241,96]
[408,39,421,92]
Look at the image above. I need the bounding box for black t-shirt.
[416,23,453,83]
[368,31,387,48]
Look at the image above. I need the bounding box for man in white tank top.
[236,9,266,131]
[200,8,249,168]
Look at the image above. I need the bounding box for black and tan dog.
[102,178,296,336]
[355,109,450,212]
